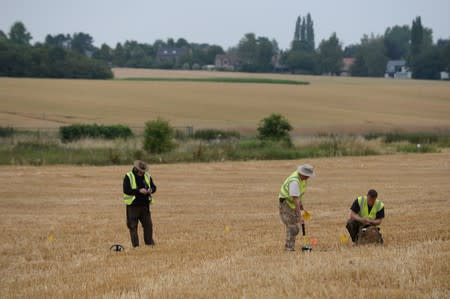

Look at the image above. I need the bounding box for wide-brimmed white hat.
[297,163,315,177]
[133,160,149,172]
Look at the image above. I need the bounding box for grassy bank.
[0,130,446,166]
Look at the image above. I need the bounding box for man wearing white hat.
[123,160,157,247]
[278,164,315,251]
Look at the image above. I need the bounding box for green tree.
[45,33,71,48]
[422,28,433,50]
[237,33,275,72]
[411,16,423,57]
[292,13,314,52]
[410,17,433,56]
[71,32,94,55]
[344,44,359,58]
[291,39,309,52]
[350,50,368,76]
[285,48,316,74]
[438,39,450,72]
[0,39,112,79]
[351,34,387,77]
[143,118,176,154]
[237,33,257,68]
[93,43,113,62]
[48,45,66,61]
[255,37,275,71]
[411,46,444,79]
[112,42,126,66]
[257,113,292,144]
[318,33,343,75]
[9,21,32,45]
[175,38,189,48]
[167,38,175,48]
[0,30,7,41]
[120,40,154,68]
[0,40,29,76]
[384,25,410,59]
[286,13,316,73]
[306,13,315,51]
[188,43,224,67]
[294,16,301,41]
[191,44,207,65]
[271,39,279,54]
[153,39,166,51]
[300,18,306,43]
[205,45,224,64]
[178,52,192,69]
[410,16,435,78]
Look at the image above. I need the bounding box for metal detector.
[110,244,125,252]
[301,223,312,252]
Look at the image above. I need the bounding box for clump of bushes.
[0,126,15,137]
[257,113,293,146]
[59,124,133,142]
[193,129,240,141]
[364,132,449,144]
[143,118,176,153]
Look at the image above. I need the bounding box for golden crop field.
[1,152,449,298]
[1,69,450,134]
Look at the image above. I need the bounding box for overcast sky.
[1,0,450,50]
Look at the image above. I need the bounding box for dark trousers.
[346,219,364,243]
[126,205,154,247]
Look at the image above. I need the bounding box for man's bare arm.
[368,218,382,226]
[350,210,368,224]
[350,210,382,225]
[293,196,303,223]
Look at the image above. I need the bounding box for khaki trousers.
[279,200,300,250]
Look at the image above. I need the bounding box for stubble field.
[1,152,449,298]
[1,69,450,134]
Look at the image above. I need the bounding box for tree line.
[1,16,449,80]
[281,14,449,79]
[0,22,113,79]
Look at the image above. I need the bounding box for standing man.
[123,160,157,247]
[346,189,384,244]
[278,164,315,251]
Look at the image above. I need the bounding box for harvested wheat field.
[1,70,450,134]
[1,152,449,298]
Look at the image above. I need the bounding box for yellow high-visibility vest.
[123,171,153,205]
[279,171,307,209]
[357,196,384,220]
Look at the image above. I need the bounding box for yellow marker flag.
[339,234,349,244]
[303,210,311,221]
[47,235,55,242]
[224,226,231,233]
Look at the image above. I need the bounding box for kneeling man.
[346,189,384,244]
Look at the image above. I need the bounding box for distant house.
[385,60,411,79]
[156,47,190,65]
[215,54,240,71]
[340,58,355,76]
